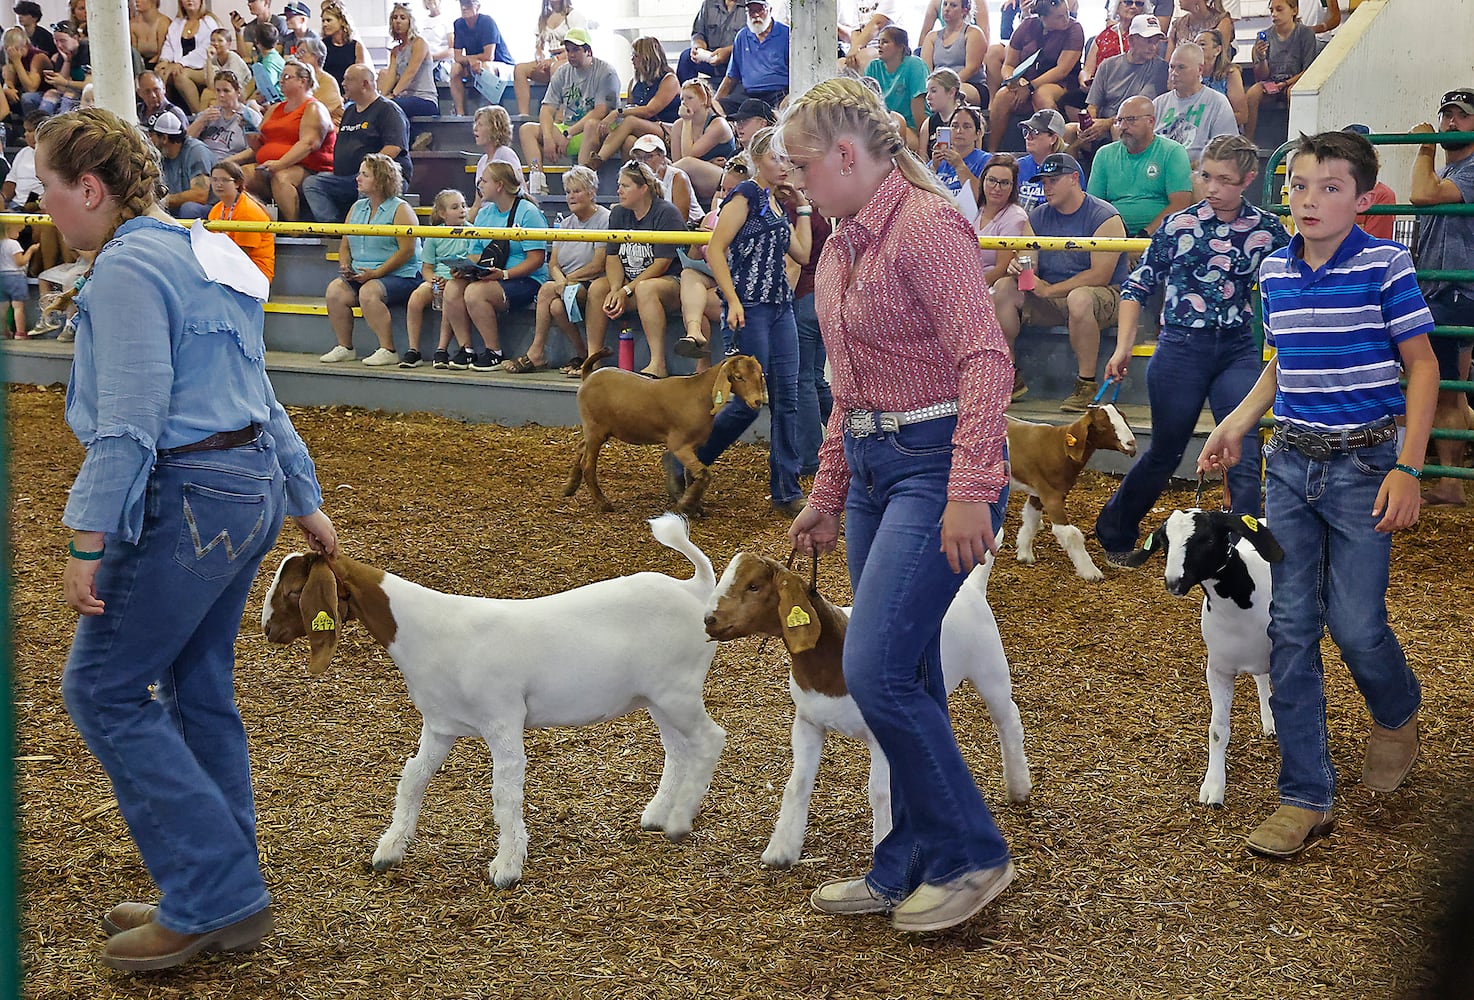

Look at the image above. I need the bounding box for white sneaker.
[320,345,354,363]
[362,347,398,366]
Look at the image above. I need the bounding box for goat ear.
[1228,512,1285,564]
[1120,526,1166,567]
[711,364,733,415]
[1064,428,1088,464]
[299,557,341,675]
[775,573,822,654]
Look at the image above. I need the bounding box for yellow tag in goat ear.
[785,604,812,628]
[1065,432,1078,447]
[1241,514,1260,532]
[311,610,336,632]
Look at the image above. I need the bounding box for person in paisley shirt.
[1094,133,1291,561]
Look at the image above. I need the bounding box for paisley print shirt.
[1121,198,1291,333]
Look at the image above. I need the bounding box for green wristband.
[68,540,104,560]
[1393,462,1422,480]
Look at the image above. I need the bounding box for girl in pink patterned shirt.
[781,76,1017,934]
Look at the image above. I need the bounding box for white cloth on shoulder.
[190,219,270,303]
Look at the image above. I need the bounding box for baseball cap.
[50,19,78,35]
[1020,108,1066,138]
[150,110,185,136]
[562,27,592,48]
[1129,14,1165,38]
[630,134,666,155]
[1036,152,1083,177]
[280,1,309,17]
[1341,123,1371,135]
[731,98,776,123]
[745,0,769,8]
[1439,89,1474,115]
[13,2,42,19]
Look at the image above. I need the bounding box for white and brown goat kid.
[704,553,1030,868]
[1006,403,1137,581]
[1124,509,1285,806]
[261,514,726,887]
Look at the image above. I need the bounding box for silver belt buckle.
[847,410,877,437]
[878,413,901,433]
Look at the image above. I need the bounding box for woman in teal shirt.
[444,159,549,371]
[320,152,422,366]
[863,26,930,138]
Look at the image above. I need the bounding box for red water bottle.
[617,322,636,371]
[1017,253,1036,292]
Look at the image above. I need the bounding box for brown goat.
[563,349,768,514]
[1005,402,1137,581]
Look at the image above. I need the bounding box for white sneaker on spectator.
[320,345,354,363]
[362,348,398,366]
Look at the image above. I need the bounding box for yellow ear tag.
[715,391,725,405]
[1065,432,1078,447]
[1241,514,1260,531]
[1142,533,1153,550]
[785,605,812,628]
[311,611,336,632]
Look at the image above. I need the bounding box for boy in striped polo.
[1198,130,1439,860]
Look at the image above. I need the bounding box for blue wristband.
[68,540,105,560]
[1393,462,1422,480]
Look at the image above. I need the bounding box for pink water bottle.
[1017,253,1036,292]
[617,323,636,370]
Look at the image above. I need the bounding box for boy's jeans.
[1263,435,1421,811]
[841,415,1011,899]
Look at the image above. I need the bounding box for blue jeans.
[1095,326,1263,552]
[301,172,360,224]
[793,292,832,475]
[61,440,286,934]
[840,415,1011,898]
[1263,435,1420,811]
[697,301,802,505]
[395,94,440,143]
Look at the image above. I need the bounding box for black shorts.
[1425,288,1474,381]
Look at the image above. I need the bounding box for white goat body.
[705,553,1030,867]
[262,514,725,887]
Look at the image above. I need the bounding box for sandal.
[562,355,588,378]
[501,353,547,374]
[637,369,668,380]
[673,335,708,359]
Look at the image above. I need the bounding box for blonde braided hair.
[36,107,164,247]
[775,76,952,203]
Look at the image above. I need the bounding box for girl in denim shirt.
[48,107,336,972]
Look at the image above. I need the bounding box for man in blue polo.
[716,0,789,113]
[448,0,514,116]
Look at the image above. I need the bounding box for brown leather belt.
[158,424,261,457]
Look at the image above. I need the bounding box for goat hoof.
[370,856,399,873]
[640,818,665,833]
[663,829,691,844]
[597,501,615,513]
[760,850,798,869]
[488,864,522,889]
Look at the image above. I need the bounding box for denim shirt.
[64,216,324,541]
[1121,198,1290,334]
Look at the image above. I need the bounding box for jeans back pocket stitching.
[182,491,265,564]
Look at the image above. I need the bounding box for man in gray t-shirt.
[1153,42,1237,164]
[1411,87,1474,504]
[1077,15,1167,154]
[519,27,621,170]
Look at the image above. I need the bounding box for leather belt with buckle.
[1271,420,1396,461]
[158,424,262,457]
[846,400,960,438]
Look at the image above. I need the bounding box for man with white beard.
[716,0,790,112]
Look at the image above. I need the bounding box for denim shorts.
[499,275,541,311]
[1426,289,1474,380]
[0,269,27,301]
[367,274,421,306]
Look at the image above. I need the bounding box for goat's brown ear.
[776,573,822,654]
[1064,425,1088,464]
[300,557,341,675]
[711,363,734,415]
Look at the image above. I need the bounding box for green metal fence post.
[1,337,21,996]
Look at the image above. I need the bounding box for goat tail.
[647,513,716,595]
[963,551,995,594]
[579,348,614,380]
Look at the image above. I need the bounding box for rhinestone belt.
[846,400,960,438]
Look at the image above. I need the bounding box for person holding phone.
[929,104,990,221]
[1244,0,1315,140]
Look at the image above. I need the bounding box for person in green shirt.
[1086,95,1193,235]
[864,26,930,135]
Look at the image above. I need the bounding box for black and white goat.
[1123,509,1284,806]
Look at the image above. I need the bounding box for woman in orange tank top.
[227,57,335,221]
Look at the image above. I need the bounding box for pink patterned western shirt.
[808,168,1014,515]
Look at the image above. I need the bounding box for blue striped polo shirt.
[1259,226,1434,432]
